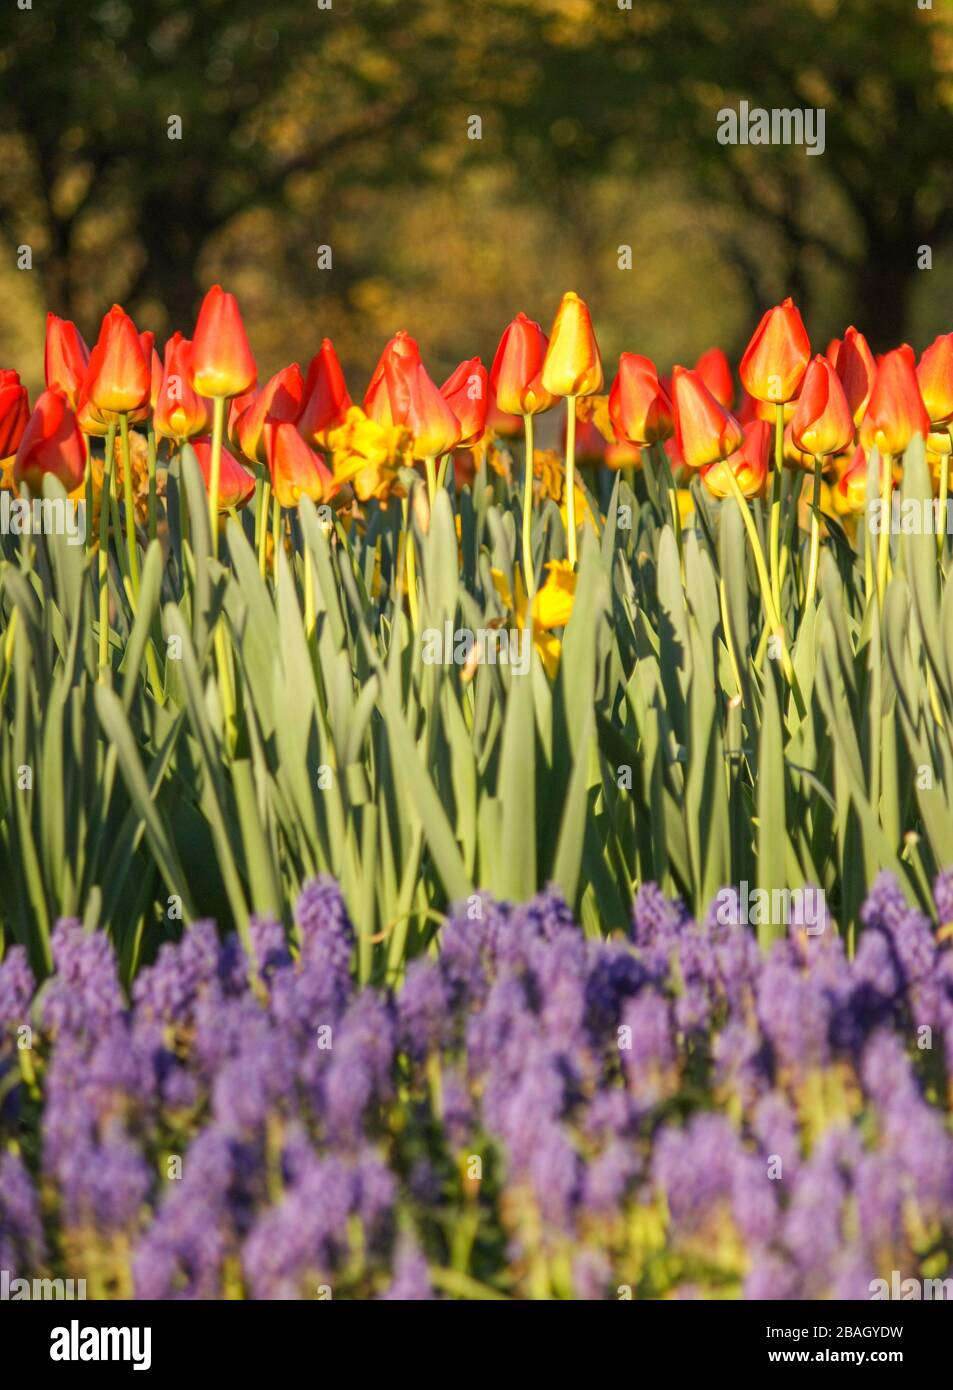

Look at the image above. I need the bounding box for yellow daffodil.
[329,405,411,504]
[490,558,577,678]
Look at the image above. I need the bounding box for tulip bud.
[441,357,488,447]
[14,388,86,494]
[265,419,335,508]
[860,345,930,457]
[739,297,811,404]
[836,444,874,513]
[671,365,744,469]
[790,355,855,458]
[540,292,603,398]
[608,353,673,446]
[373,337,461,459]
[44,314,91,411]
[0,369,31,459]
[834,327,876,426]
[694,347,734,408]
[489,313,558,416]
[701,419,770,499]
[154,335,213,443]
[364,332,420,427]
[190,285,257,398]
[190,437,255,511]
[298,339,353,449]
[84,305,152,416]
[917,333,953,428]
[235,364,304,465]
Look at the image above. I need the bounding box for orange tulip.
[190,437,255,511]
[14,388,86,494]
[917,333,953,428]
[540,292,603,398]
[44,314,90,411]
[189,285,257,398]
[84,305,152,416]
[227,389,258,449]
[694,347,734,408]
[489,313,558,417]
[739,297,811,404]
[825,337,842,366]
[701,419,770,499]
[154,334,213,443]
[298,339,353,450]
[368,334,461,459]
[836,444,873,513]
[235,364,304,465]
[608,353,673,446]
[790,355,854,458]
[0,370,30,459]
[265,419,335,509]
[859,345,930,457]
[441,358,488,448]
[671,365,744,469]
[834,327,876,426]
[485,391,523,439]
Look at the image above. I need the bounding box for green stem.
[877,454,893,606]
[769,403,784,617]
[425,456,437,506]
[258,477,271,579]
[118,413,141,598]
[436,453,450,490]
[209,394,226,559]
[805,456,823,607]
[402,493,419,632]
[147,425,158,543]
[83,434,93,548]
[272,494,282,584]
[522,412,535,594]
[98,421,118,679]
[565,396,577,567]
[938,439,950,566]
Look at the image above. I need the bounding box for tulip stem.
[565,396,577,568]
[522,413,535,594]
[877,454,893,606]
[939,440,950,566]
[118,413,141,599]
[98,421,118,680]
[436,454,450,490]
[724,465,804,717]
[147,425,158,543]
[805,455,823,607]
[769,403,784,618]
[425,456,437,506]
[401,493,419,632]
[83,433,93,548]
[209,394,226,559]
[304,545,315,638]
[272,495,282,583]
[258,478,271,579]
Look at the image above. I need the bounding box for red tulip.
[265,420,335,508]
[154,334,213,442]
[860,345,930,457]
[190,437,255,511]
[608,353,673,446]
[0,369,31,458]
[916,333,953,428]
[235,364,304,465]
[227,389,258,449]
[739,297,811,404]
[441,358,488,447]
[701,419,770,499]
[694,347,734,409]
[671,365,744,469]
[367,333,461,459]
[489,313,558,417]
[298,339,353,450]
[84,305,152,416]
[44,314,90,411]
[364,331,420,427]
[14,389,86,494]
[790,355,854,458]
[834,327,876,426]
[189,285,257,398]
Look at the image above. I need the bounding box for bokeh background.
[1,0,952,395]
